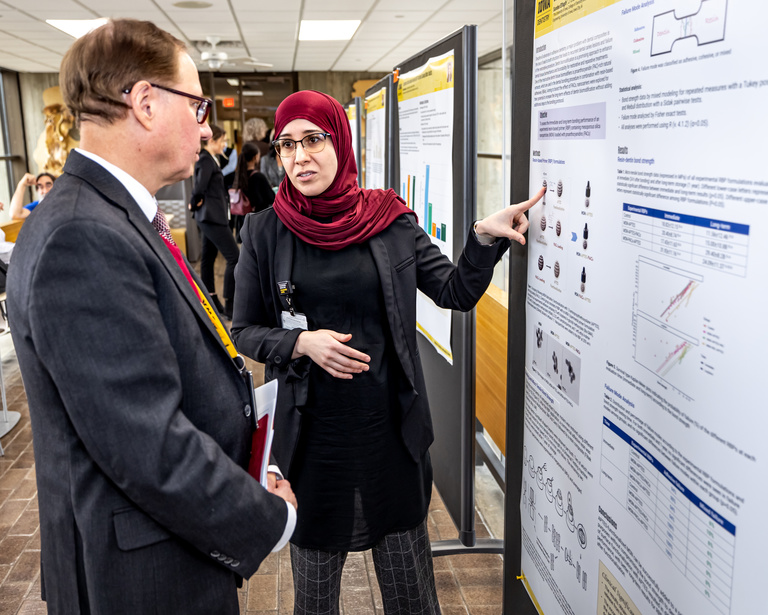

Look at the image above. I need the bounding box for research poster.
[397,51,456,363]
[346,102,359,179]
[522,1,766,615]
[364,87,387,189]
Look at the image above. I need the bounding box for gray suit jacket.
[231,208,510,479]
[8,151,287,615]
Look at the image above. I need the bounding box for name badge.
[281,311,308,330]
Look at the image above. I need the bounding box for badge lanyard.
[160,236,257,428]
[193,281,257,429]
[278,280,308,331]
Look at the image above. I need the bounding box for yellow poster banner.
[397,52,455,103]
[365,87,386,113]
[535,0,622,38]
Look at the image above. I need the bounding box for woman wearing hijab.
[231,91,544,614]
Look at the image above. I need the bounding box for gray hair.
[243,117,268,142]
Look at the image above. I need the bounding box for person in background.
[7,18,295,615]
[219,142,239,236]
[191,123,240,319]
[9,172,56,219]
[0,227,12,299]
[231,90,544,615]
[243,117,270,157]
[260,128,285,190]
[219,143,238,189]
[231,141,274,241]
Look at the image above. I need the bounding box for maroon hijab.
[272,90,414,250]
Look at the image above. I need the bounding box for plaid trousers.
[290,518,441,615]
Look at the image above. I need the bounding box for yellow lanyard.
[193,281,238,360]
[195,281,257,430]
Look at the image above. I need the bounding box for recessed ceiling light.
[173,1,213,8]
[226,78,240,87]
[299,20,361,41]
[243,91,264,97]
[46,18,108,39]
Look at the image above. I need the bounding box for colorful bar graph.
[424,165,430,232]
[407,175,411,208]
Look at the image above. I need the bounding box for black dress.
[288,238,432,551]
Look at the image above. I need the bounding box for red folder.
[247,379,277,488]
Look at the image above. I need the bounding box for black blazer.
[192,148,229,225]
[231,208,510,478]
[8,152,288,614]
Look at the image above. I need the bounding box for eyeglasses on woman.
[272,132,332,159]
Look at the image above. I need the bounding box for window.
[0,71,26,223]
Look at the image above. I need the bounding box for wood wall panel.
[1,219,24,243]
[475,287,508,455]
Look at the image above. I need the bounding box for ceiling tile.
[237,12,300,24]
[367,10,434,24]
[302,0,375,10]
[367,0,445,9]
[444,0,502,9]
[430,10,500,23]
[229,0,301,8]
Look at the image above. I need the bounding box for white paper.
[253,379,277,488]
[364,87,387,189]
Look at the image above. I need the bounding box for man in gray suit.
[8,19,296,614]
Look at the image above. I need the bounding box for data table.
[600,417,735,614]
[621,204,749,277]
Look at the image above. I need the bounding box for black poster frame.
[363,74,396,190]
[393,25,488,551]
[502,0,541,613]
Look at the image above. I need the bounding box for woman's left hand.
[292,329,370,379]
[474,186,546,245]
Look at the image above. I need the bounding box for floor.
[0,257,508,615]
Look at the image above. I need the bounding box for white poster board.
[364,87,387,190]
[398,50,456,363]
[521,1,766,615]
[346,102,359,182]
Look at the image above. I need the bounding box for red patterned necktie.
[152,208,176,246]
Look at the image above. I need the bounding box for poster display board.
[394,26,479,545]
[398,50,457,363]
[346,98,362,186]
[519,1,766,614]
[364,76,392,190]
